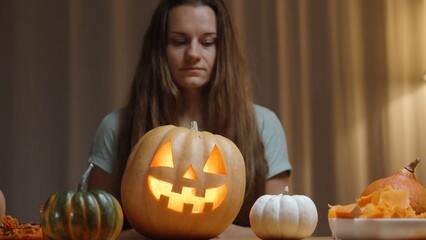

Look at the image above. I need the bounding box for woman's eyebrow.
[168,31,217,35]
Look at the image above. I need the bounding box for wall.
[0,0,425,236]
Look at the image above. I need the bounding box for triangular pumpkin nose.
[182,165,198,180]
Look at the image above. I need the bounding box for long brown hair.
[117,0,267,226]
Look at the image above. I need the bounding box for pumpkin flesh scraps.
[1,215,45,240]
[328,185,426,218]
[328,203,361,218]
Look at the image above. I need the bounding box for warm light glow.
[182,165,198,180]
[150,140,174,168]
[203,145,226,174]
[148,176,227,213]
[147,142,228,213]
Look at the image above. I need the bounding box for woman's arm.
[217,171,290,238]
[88,166,147,239]
[87,165,117,194]
[265,171,290,194]
[117,229,147,240]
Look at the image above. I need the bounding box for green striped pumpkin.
[40,164,123,239]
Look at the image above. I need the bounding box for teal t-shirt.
[88,105,292,179]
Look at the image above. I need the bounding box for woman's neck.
[178,89,206,129]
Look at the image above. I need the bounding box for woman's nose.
[185,42,201,62]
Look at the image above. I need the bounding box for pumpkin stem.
[284,186,289,195]
[78,162,94,192]
[190,121,199,131]
[405,157,421,173]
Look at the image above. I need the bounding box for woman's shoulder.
[96,109,122,133]
[254,104,276,116]
[254,104,280,126]
[254,104,285,136]
[101,110,121,124]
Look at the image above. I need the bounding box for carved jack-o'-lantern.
[121,122,246,239]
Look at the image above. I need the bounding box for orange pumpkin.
[361,158,426,214]
[121,122,246,239]
[0,190,5,226]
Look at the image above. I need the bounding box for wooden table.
[221,238,331,240]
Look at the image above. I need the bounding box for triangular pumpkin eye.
[150,140,174,168]
[203,145,226,174]
[182,165,198,180]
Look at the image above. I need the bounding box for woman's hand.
[118,229,147,240]
[265,171,290,194]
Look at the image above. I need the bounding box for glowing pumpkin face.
[148,141,227,214]
[121,122,246,239]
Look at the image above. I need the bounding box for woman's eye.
[170,39,187,46]
[201,39,216,47]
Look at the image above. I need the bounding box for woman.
[87,0,292,238]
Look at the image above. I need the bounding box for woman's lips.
[181,67,204,75]
[181,67,204,71]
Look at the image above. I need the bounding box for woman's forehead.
[168,5,217,34]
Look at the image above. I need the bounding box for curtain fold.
[0,0,425,236]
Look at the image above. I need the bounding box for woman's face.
[166,5,217,92]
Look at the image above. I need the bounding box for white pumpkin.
[249,186,318,239]
[0,190,5,226]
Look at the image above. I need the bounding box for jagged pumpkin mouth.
[147,175,227,214]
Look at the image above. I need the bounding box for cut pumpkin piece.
[329,203,361,218]
[379,189,410,209]
[360,203,385,218]
[329,185,426,218]
[356,185,393,207]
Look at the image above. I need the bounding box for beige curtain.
[229,0,426,234]
[1,0,425,236]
